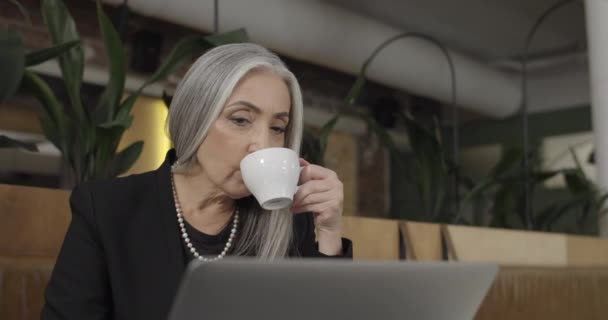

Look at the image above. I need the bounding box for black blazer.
[42,150,352,320]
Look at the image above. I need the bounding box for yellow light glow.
[117,95,172,176]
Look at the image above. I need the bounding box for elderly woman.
[42,43,352,320]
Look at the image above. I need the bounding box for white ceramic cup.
[239,147,301,210]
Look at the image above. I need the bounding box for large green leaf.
[459,148,523,214]
[21,70,75,163]
[116,94,137,122]
[0,135,38,151]
[0,28,25,103]
[81,121,97,157]
[460,180,493,212]
[25,40,80,66]
[41,0,85,123]
[489,148,523,179]
[20,70,67,132]
[534,199,581,231]
[400,112,447,217]
[38,112,62,151]
[93,127,121,178]
[563,170,590,195]
[97,116,133,130]
[110,141,144,176]
[94,0,125,123]
[359,113,399,154]
[142,34,210,87]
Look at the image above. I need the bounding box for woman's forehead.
[226,71,291,112]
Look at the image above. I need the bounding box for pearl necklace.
[170,173,239,262]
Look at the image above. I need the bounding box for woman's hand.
[291,159,344,255]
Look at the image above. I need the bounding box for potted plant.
[1,0,248,186]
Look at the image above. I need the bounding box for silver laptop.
[168,258,498,320]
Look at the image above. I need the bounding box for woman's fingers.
[292,159,343,232]
[292,180,333,208]
[299,163,337,183]
[291,191,334,214]
[299,158,311,167]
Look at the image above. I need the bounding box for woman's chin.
[225,185,251,200]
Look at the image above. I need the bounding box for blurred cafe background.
[1,0,608,319]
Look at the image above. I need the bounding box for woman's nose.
[246,129,271,153]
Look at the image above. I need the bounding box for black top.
[41,150,352,320]
[181,217,234,261]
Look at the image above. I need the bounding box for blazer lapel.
[153,150,186,314]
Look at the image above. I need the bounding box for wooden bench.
[0,184,70,320]
[342,216,400,260]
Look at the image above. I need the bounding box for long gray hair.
[167,43,304,259]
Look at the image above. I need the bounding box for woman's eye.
[271,126,286,134]
[230,117,250,126]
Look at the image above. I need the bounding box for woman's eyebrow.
[227,100,289,119]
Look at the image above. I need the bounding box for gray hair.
[167,43,304,259]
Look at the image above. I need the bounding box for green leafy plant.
[305,32,462,222]
[556,150,608,234]
[459,147,607,235]
[398,113,462,223]
[305,28,606,232]
[9,0,247,184]
[0,2,79,151]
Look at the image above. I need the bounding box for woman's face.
[195,68,292,199]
